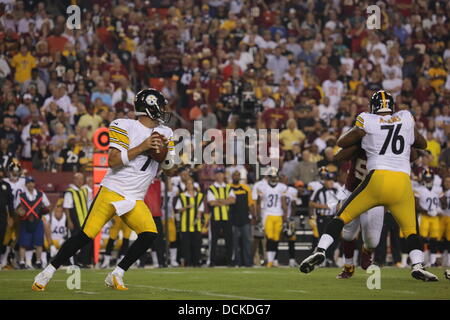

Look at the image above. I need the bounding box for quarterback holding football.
[32,88,177,291]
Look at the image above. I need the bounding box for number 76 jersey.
[355,110,415,175]
[101,118,174,201]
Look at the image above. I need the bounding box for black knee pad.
[138,232,157,247]
[325,218,345,241]
[266,240,277,251]
[429,238,437,253]
[406,234,422,252]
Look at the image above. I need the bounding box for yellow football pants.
[338,170,417,238]
[439,216,450,241]
[265,215,283,241]
[44,239,63,250]
[308,217,319,238]
[167,217,176,242]
[419,214,440,239]
[109,216,132,240]
[2,218,19,245]
[82,187,157,239]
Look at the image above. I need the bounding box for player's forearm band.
[121,149,130,166]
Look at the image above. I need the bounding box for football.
[148,131,168,163]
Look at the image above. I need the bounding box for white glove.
[50,245,58,258]
[428,209,437,217]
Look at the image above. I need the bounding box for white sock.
[267,251,275,263]
[409,249,424,265]
[44,264,56,275]
[318,234,334,251]
[345,257,353,265]
[354,250,359,266]
[170,248,177,263]
[401,253,408,265]
[112,266,125,277]
[103,255,111,264]
[41,254,47,267]
[151,251,158,266]
[430,253,437,265]
[1,247,10,266]
[26,251,33,265]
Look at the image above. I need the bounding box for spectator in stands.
[279,118,306,151]
[77,105,103,140]
[57,136,87,172]
[11,44,36,84]
[198,105,218,131]
[298,149,318,185]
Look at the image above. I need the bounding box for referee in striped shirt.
[309,171,340,267]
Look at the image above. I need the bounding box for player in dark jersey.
[334,146,385,279]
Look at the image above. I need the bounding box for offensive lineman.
[32,89,177,290]
[300,90,438,281]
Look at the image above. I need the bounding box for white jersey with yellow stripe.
[356,110,415,175]
[101,118,174,200]
[414,185,443,216]
[43,213,68,241]
[258,181,288,217]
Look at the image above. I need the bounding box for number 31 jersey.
[257,181,288,217]
[356,110,415,175]
[101,118,174,200]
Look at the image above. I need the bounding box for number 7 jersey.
[355,110,415,175]
[101,118,174,200]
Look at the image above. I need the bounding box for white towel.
[112,199,136,216]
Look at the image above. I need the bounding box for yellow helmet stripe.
[380,91,387,109]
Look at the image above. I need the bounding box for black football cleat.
[299,251,325,274]
[411,264,438,282]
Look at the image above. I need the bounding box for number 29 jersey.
[101,118,174,201]
[356,110,415,175]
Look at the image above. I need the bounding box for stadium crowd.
[0,0,450,270]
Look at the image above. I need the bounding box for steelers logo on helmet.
[134,88,171,123]
[145,94,158,106]
[421,169,434,189]
[370,90,395,114]
[268,167,279,186]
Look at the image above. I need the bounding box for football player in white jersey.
[1,161,26,268]
[254,167,287,267]
[43,203,68,265]
[4,161,26,203]
[415,169,443,267]
[33,89,177,291]
[441,176,450,267]
[300,90,438,281]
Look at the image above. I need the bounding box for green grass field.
[0,267,448,300]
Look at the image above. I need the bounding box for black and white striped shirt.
[312,187,339,216]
